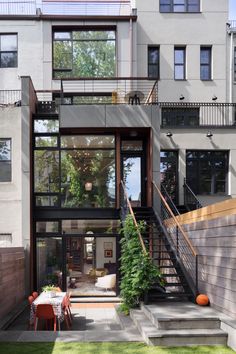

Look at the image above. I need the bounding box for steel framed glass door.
[121,139,146,207]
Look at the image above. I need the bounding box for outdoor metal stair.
[133,207,195,302]
[130,302,228,346]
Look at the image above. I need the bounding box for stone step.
[130,308,227,347]
[141,303,221,330]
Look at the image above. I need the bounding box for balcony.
[36,78,158,112]
[160,102,236,128]
[0,0,132,17]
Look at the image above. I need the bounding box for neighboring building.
[0,0,235,298]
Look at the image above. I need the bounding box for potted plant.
[42,284,57,298]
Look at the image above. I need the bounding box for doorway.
[121,139,147,207]
[64,235,117,296]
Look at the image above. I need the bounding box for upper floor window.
[0,139,11,182]
[200,46,212,80]
[0,34,17,68]
[174,47,186,80]
[53,29,116,79]
[160,0,200,13]
[148,46,159,79]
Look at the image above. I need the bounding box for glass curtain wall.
[33,121,116,208]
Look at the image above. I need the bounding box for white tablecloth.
[30,291,67,324]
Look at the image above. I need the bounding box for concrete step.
[141,303,221,330]
[130,308,227,347]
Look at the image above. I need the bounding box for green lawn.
[0,343,234,354]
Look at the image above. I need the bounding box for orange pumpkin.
[196,294,209,306]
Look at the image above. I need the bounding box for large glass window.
[200,46,212,80]
[34,150,59,193]
[0,138,11,182]
[160,0,200,13]
[0,34,17,68]
[186,151,228,195]
[161,150,178,203]
[174,47,186,80]
[161,107,199,126]
[36,237,62,289]
[53,30,116,78]
[148,46,159,79]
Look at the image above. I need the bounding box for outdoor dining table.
[30,291,67,330]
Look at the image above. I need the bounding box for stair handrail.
[161,184,180,216]
[184,179,202,210]
[145,80,158,104]
[120,180,147,255]
[153,181,197,257]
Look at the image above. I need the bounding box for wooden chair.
[32,291,39,299]
[34,304,57,331]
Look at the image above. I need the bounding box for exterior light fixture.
[206,131,213,138]
[85,182,93,191]
[212,95,217,101]
[166,131,173,138]
[179,94,185,100]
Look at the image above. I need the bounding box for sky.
[229,0,236,19]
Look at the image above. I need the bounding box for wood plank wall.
[0,248,25,320]
[180,202,236,318]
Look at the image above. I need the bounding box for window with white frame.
[0,34,17,68]
[160,0,200,13]
[0,138,11,182]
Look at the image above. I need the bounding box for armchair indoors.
[95,274,116,291]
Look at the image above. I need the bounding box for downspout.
[129,17,133,78]
[229,30,233,104]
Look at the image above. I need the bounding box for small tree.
[119,215,164,314]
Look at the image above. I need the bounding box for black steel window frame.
[200,46,212,81]
[52,28,116,79]
[33,120,116,209]
[161,106,199,127]
[0,138,11,182]
[160,0,200,13]
[160,150,179,204]
[186,150,229,195]
[148,46,160,79]
[0,33,17,68]
[174,46,186,80]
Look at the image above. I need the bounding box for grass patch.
[0,342,234,354]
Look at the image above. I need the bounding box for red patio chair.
[32,291,38,299]
[34,304,57,331]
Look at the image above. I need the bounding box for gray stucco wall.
[184,214,236,318]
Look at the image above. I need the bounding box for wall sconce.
[206,131,213,138]
[179,94,185,100]
[166,131,173,138]
[212,95,217,101]
[85,182,93,191]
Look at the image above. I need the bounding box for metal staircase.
[120,180,199,304]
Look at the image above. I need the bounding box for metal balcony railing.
[160,102,236,128]
[59,78,158,105]
[0,0,132,16]
[0,90,21,106]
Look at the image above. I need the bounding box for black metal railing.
[153,181,198,296]
[160,102,236,127]
[0,90,21,106]
[60,78,158,105]
[161,184,180,216]
[184,179,202,211]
